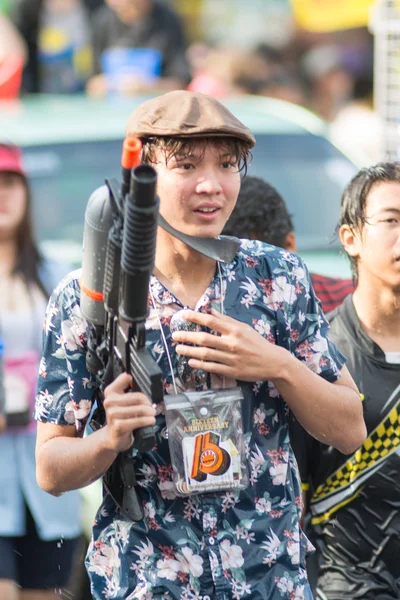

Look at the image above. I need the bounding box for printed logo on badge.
[191,431,231,480]
[182,431,240,493]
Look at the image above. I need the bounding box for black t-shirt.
[291,295,400,587]
[91,2,191,84]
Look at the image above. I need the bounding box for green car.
[0,93,360,276]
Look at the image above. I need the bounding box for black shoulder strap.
[158,213,241,263]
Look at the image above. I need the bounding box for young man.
[34,90,365,600]
[292,163,400,600]
[223,176,355,313]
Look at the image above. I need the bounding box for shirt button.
[204,596,211,600]
[209,537,215,545]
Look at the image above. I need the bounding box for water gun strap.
[158,213,240,263]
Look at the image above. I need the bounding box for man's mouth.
[196,207,219,214]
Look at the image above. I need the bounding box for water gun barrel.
[119,163,159,323]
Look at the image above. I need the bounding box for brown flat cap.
[126,90,256,147]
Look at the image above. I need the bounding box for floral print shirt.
[35,240,345,600]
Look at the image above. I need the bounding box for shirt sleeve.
[34,273,97,432]
[285,257,346,383]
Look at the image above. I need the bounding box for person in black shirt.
[87,0,191,96]
[292,162,400,599]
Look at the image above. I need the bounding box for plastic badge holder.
[164,387,249,496]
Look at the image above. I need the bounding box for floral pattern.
[35,241,344,599]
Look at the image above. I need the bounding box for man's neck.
[352,277,400,351]
[154,230,217,308]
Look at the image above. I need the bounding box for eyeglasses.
[170,309,208,390]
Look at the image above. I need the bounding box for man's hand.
[172,308,285,382]
[103,373,156,454]
[0,414,6,435]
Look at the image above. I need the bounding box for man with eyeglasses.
[34,90,366,600]
[291,163,400,600]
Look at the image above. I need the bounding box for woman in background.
[0,142,82,600]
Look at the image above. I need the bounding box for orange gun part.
[121,137,142,170]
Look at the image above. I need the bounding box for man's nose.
[195,170,223,195]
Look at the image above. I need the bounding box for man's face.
[346,181,400,288]
[154,141,241,240]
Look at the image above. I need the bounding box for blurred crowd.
[0,0,380,162]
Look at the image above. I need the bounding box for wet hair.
[338,162,400,275]
[140,135,252,175]
[223,175,294,247]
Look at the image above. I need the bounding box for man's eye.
[382,218,399,224]
[177,163,194,171]
[221,161,236,169]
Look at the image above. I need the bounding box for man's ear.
[339,224,361,259]
[284,231,297,253]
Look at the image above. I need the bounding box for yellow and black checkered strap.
[310,398,400,524]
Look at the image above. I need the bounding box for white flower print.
[44,303,58,335]
[132,538,154,563]
[164,511,176,523]
[231,580,252,599]
[263,276,296,311]
[34,389,52,420]
[276,576,294,594]
[255,497,271,515]
[240,240,255,250]
[287,539,300,565]
[254,318,271,337]
[183,498,202,522]
[143,501,156,520]
[280,251,298,266]
[61,305,87,352]
[291,266,305,281]
[156,557,180,581]
[221,491,240,513]
[253,408,266,425]
[240,277,259,308]
[261,528,281,566]
[270,462,288,486]
[227,268,236,282]
[220,539,244,569]
[176,547,204,578]
[294,585,306,600]
[202,511,217,531]
[87,540,121,578]
[158,479,177,500]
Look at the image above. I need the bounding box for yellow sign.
[291,0,375,32]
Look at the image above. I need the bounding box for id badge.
[164,387,249,496]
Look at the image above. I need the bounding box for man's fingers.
[105,372,133,394]
[181,309,232,334]
[172,330,226,348]
[105,404,156,421]
[175,344,233,365]
[187,358,232,376]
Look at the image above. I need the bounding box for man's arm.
[172,309,366,455]
[36,373,156,495]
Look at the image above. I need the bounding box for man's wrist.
[267,344,298,386]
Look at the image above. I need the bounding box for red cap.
[0,144,25,177]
